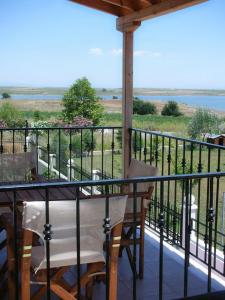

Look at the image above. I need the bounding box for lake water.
[9,94,225,112]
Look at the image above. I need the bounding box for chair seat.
[31,235,105,272]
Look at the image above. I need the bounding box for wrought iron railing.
[0,126,122,182]
[0,172,225,299]
[131,128,225,276]
[131,128,225,175]
[1,126,225,299]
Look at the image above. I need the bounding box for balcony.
[0,125,225,300]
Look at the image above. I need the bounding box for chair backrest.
[128,159,158,193]
[22,195,128,271]
[0,150,37,182]
[125,159,158,212]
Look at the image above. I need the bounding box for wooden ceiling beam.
[148,0,161,4]
[70,0,129,16]
[117,0,208,29]
[101,0,134,11]
[132,1,153,10]
[102,0,150,11]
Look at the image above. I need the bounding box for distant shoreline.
[1,86,225,97]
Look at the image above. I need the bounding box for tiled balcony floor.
[1,228,225,300]
[92,228,225,300]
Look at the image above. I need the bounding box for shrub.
[33,110,43,121]
[133,98,157,115]
[1,92,10,99]
[161,101,182,117]
[62,116,93,136]
[82,130,96,155]
[188,109,220,140]
[0,120,7,128]
[71,131,96,156]
[0,101,24,127]
[30,120,52,135]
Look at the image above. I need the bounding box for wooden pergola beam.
[102,0,151,11]
[101,0,134,11]
[117,0,208,29]
[70,0,129,16]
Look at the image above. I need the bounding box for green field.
[103,113,190,134]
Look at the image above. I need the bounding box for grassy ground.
[103,113,190,134]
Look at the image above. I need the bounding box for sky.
[0,0,225,89]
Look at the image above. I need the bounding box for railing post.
[49,154,56,172]
[26,136,31,152]
[182,192,197,247]
[92,170,100,193]
[190,197,197,241]
[37,146,42,159]
[67,158,75,181]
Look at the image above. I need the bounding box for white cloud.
[89,48,103,56]
[111,48,123,56]
[152,52,162,57]
[134,50,147,57]
[89,48,162,58]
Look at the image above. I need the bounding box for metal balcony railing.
[0,126,225,299]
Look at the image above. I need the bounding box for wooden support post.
[122,30,133,178]
[119,22,141,178]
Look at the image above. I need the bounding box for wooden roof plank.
[117,0,208,28]
[101,0,134,11]
[70,0,128,16]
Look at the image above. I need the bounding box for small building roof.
[205,133,225,139]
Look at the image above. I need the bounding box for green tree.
[62,77,104,125]
[188,109,220,141]
[133,98,157,115]
[1,92,10,99]
[161,101,182,117]
[0,101,24,127]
